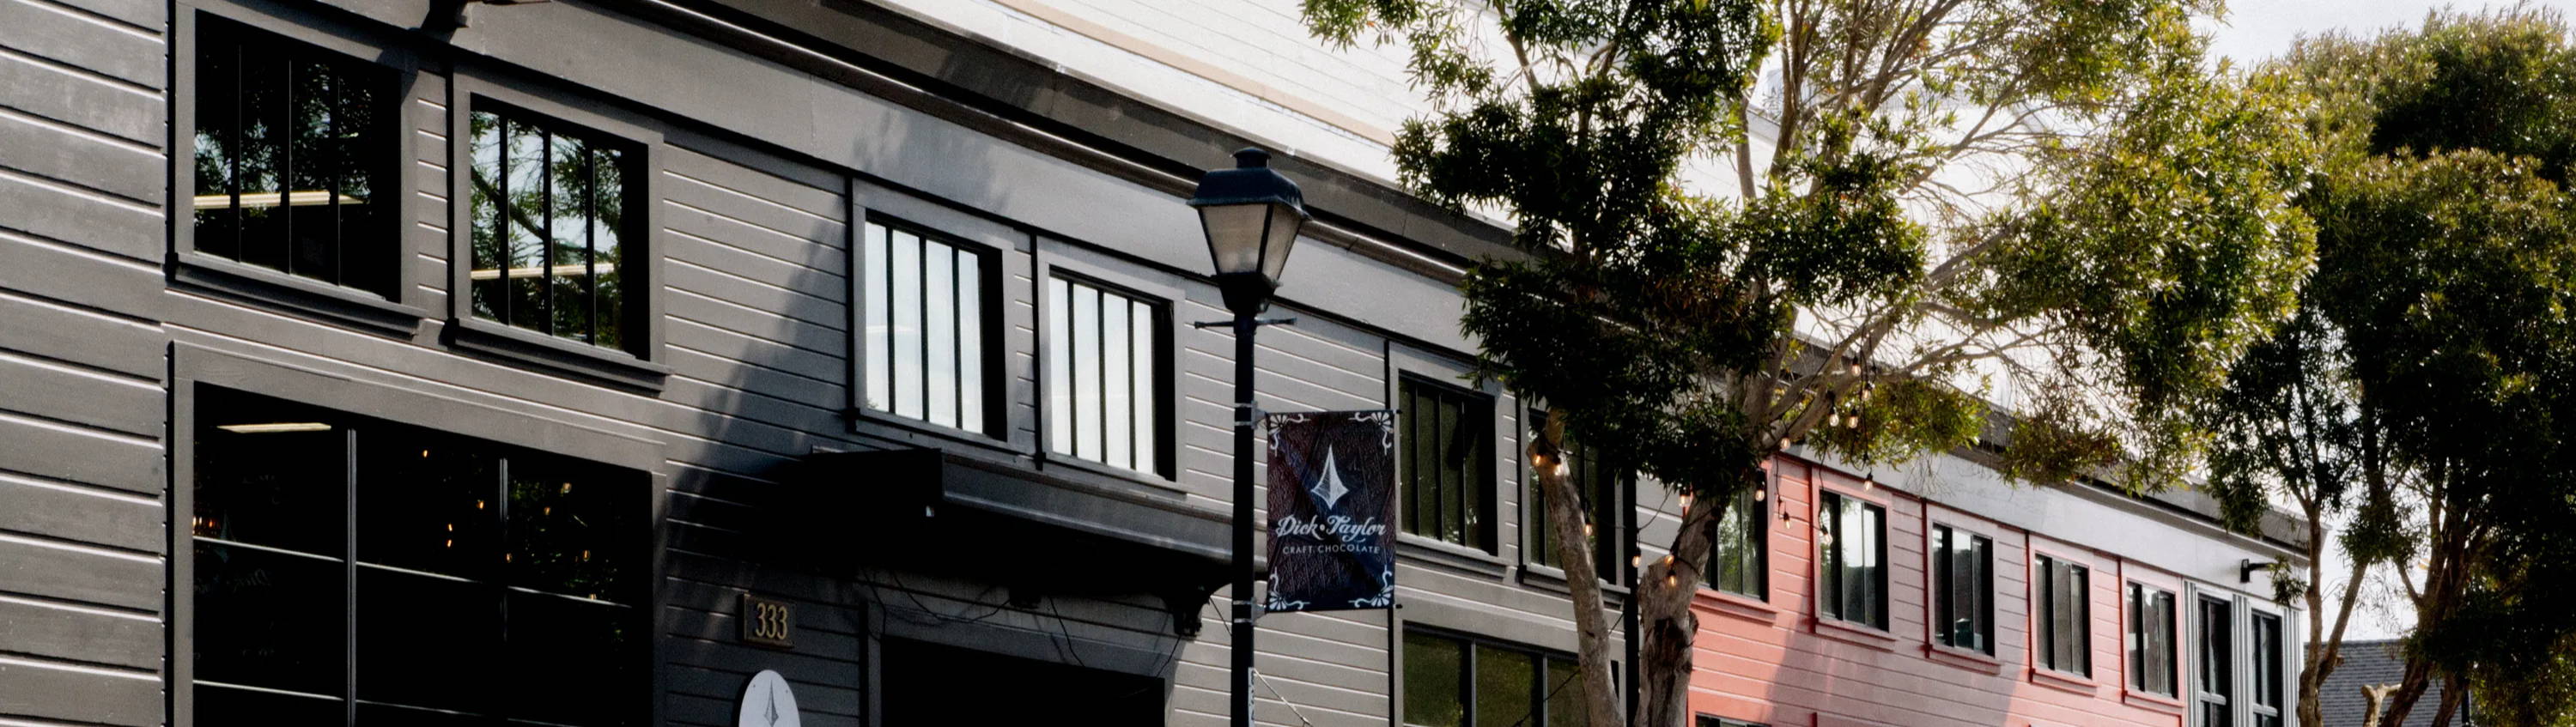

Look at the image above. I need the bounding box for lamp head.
[1188,148,1307,314]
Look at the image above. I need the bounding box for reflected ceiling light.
[216,422,331,433]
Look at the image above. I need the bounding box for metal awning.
[786,448,1238,635]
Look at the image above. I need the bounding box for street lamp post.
[1188,148,1307,727]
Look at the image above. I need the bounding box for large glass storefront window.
[191,386,646,725]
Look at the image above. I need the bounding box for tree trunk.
[2426,674,2464,727]
[1637,480,1726,727]
[1533,417,1621,727]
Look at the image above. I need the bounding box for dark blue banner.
[1265,410,1395,612]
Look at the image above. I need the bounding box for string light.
[1754,488,1767,502]
[1678,492,1693,510]
[1631,554,1642,569]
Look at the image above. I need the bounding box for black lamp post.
[1188,148,1306,727]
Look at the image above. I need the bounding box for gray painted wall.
[0,3,2300,727]
[0,0,173,724]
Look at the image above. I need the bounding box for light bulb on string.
[1754,488,1767,502]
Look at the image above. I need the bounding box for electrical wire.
[1207,601,1323,727]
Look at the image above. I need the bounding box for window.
[1404,630,1588,727]
[1707,483,1766,598]
[1816,490,1886,628]
[1698,718,1770,727]
[1045,276,1164,474]
[2195,596,2234,727]
[189,387,644,725]
[2129,583,2178,696]
[2251,611,2285,727]
[864,221,996,433]
[1932,524,1994,654]
[1529,410,1619,579]
[467,103,639,350]
[1400,376,1495,552]
[2036,554,2093,675]
[191,16,400,297]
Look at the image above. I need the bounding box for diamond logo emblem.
[1309,445,1350,511]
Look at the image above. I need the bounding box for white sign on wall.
[736,669,800,727]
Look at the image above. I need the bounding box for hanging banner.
[1265,409,1397,612]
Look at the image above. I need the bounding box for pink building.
[1686,454,2303,727]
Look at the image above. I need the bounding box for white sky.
[2201,0,2576,67]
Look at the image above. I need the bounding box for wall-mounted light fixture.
[2240,558,2275,584]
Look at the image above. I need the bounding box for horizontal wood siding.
[1689,457,2185,727]
[0,1,167,725]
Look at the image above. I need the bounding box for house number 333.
[740,594,793,649]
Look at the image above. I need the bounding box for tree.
[1298,1,2316,724]
[2198,305,2407,727]
[2253,9,2576,726]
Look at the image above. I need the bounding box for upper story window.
[1698,718,1770,727]
[2196,595,2235,727]
[1707,482,1766,599]
[189,387,644,725]
[864,221,996,434]
[1402,629,1587,727]
[1529,410,1619,579]
[2036,554,2093,676]
[1045,276,1165,475]
[191,16,399,297]
[1816,490,1886,628]
[2129,583,2179,696]
[1931,524,1994,654]
[467,104,639,351]
[2251,611,2286,727]
[1400,376,1495,552]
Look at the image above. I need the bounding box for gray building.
[0,1,2306,727]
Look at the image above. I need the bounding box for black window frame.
[2195,594,2235,727]
[1931,524,1994,655]
[1399,374,1498,554]
[1527,409,1624,583]
[462,97,647,353]
[2251,609,2285,727]
[444,70,668,389]
[1706,476,1767,600]
[180,385,652,726]
[1815,489,1888,629]
[2129,581,2179,697]
[173,7,430,331]
[1697,718,1771,727]
[2035,554,2093,676]
[1402,627,1592,727]
[859,215,1005,438]
[1041,270,1173,477]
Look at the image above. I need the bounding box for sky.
[2201,0,2576,67]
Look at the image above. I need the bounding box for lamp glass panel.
[1199,203,1271,276]
[1258,203,1303,281]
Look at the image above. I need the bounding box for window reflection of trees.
[468,108,629,349]
[191,17,395,295]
